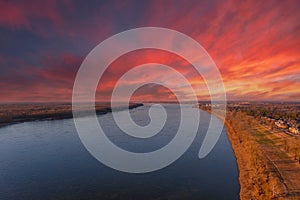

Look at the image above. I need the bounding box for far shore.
[0,102,143,128]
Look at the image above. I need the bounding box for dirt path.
[254,123,300,198]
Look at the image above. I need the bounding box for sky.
[0,0,299,102]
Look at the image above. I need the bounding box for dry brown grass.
[207,109,300,199]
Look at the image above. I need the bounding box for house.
[275,120,288,129]
[289,127,300,135]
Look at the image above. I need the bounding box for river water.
[0,104,239,199]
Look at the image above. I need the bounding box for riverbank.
[224,111,284,199]
[0,102,143,128]
[199,106,300,199]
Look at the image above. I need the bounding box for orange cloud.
[0,0,299,102]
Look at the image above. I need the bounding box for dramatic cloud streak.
[0,0,299,102]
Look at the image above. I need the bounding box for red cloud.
[0,0,299,102]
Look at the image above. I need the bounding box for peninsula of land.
[0,102,143,128]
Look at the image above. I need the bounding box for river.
[0,104,239,199]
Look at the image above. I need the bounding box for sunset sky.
[0,0,299,102]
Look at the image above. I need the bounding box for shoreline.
[0,103,143,128]
[199,108,280,200]
[198,109,246,198]
[200,107,300,199]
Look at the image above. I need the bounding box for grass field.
[204,108,300,199]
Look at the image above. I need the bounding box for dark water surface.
[0,104,239,200]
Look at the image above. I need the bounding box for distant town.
[201,102,300,136]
